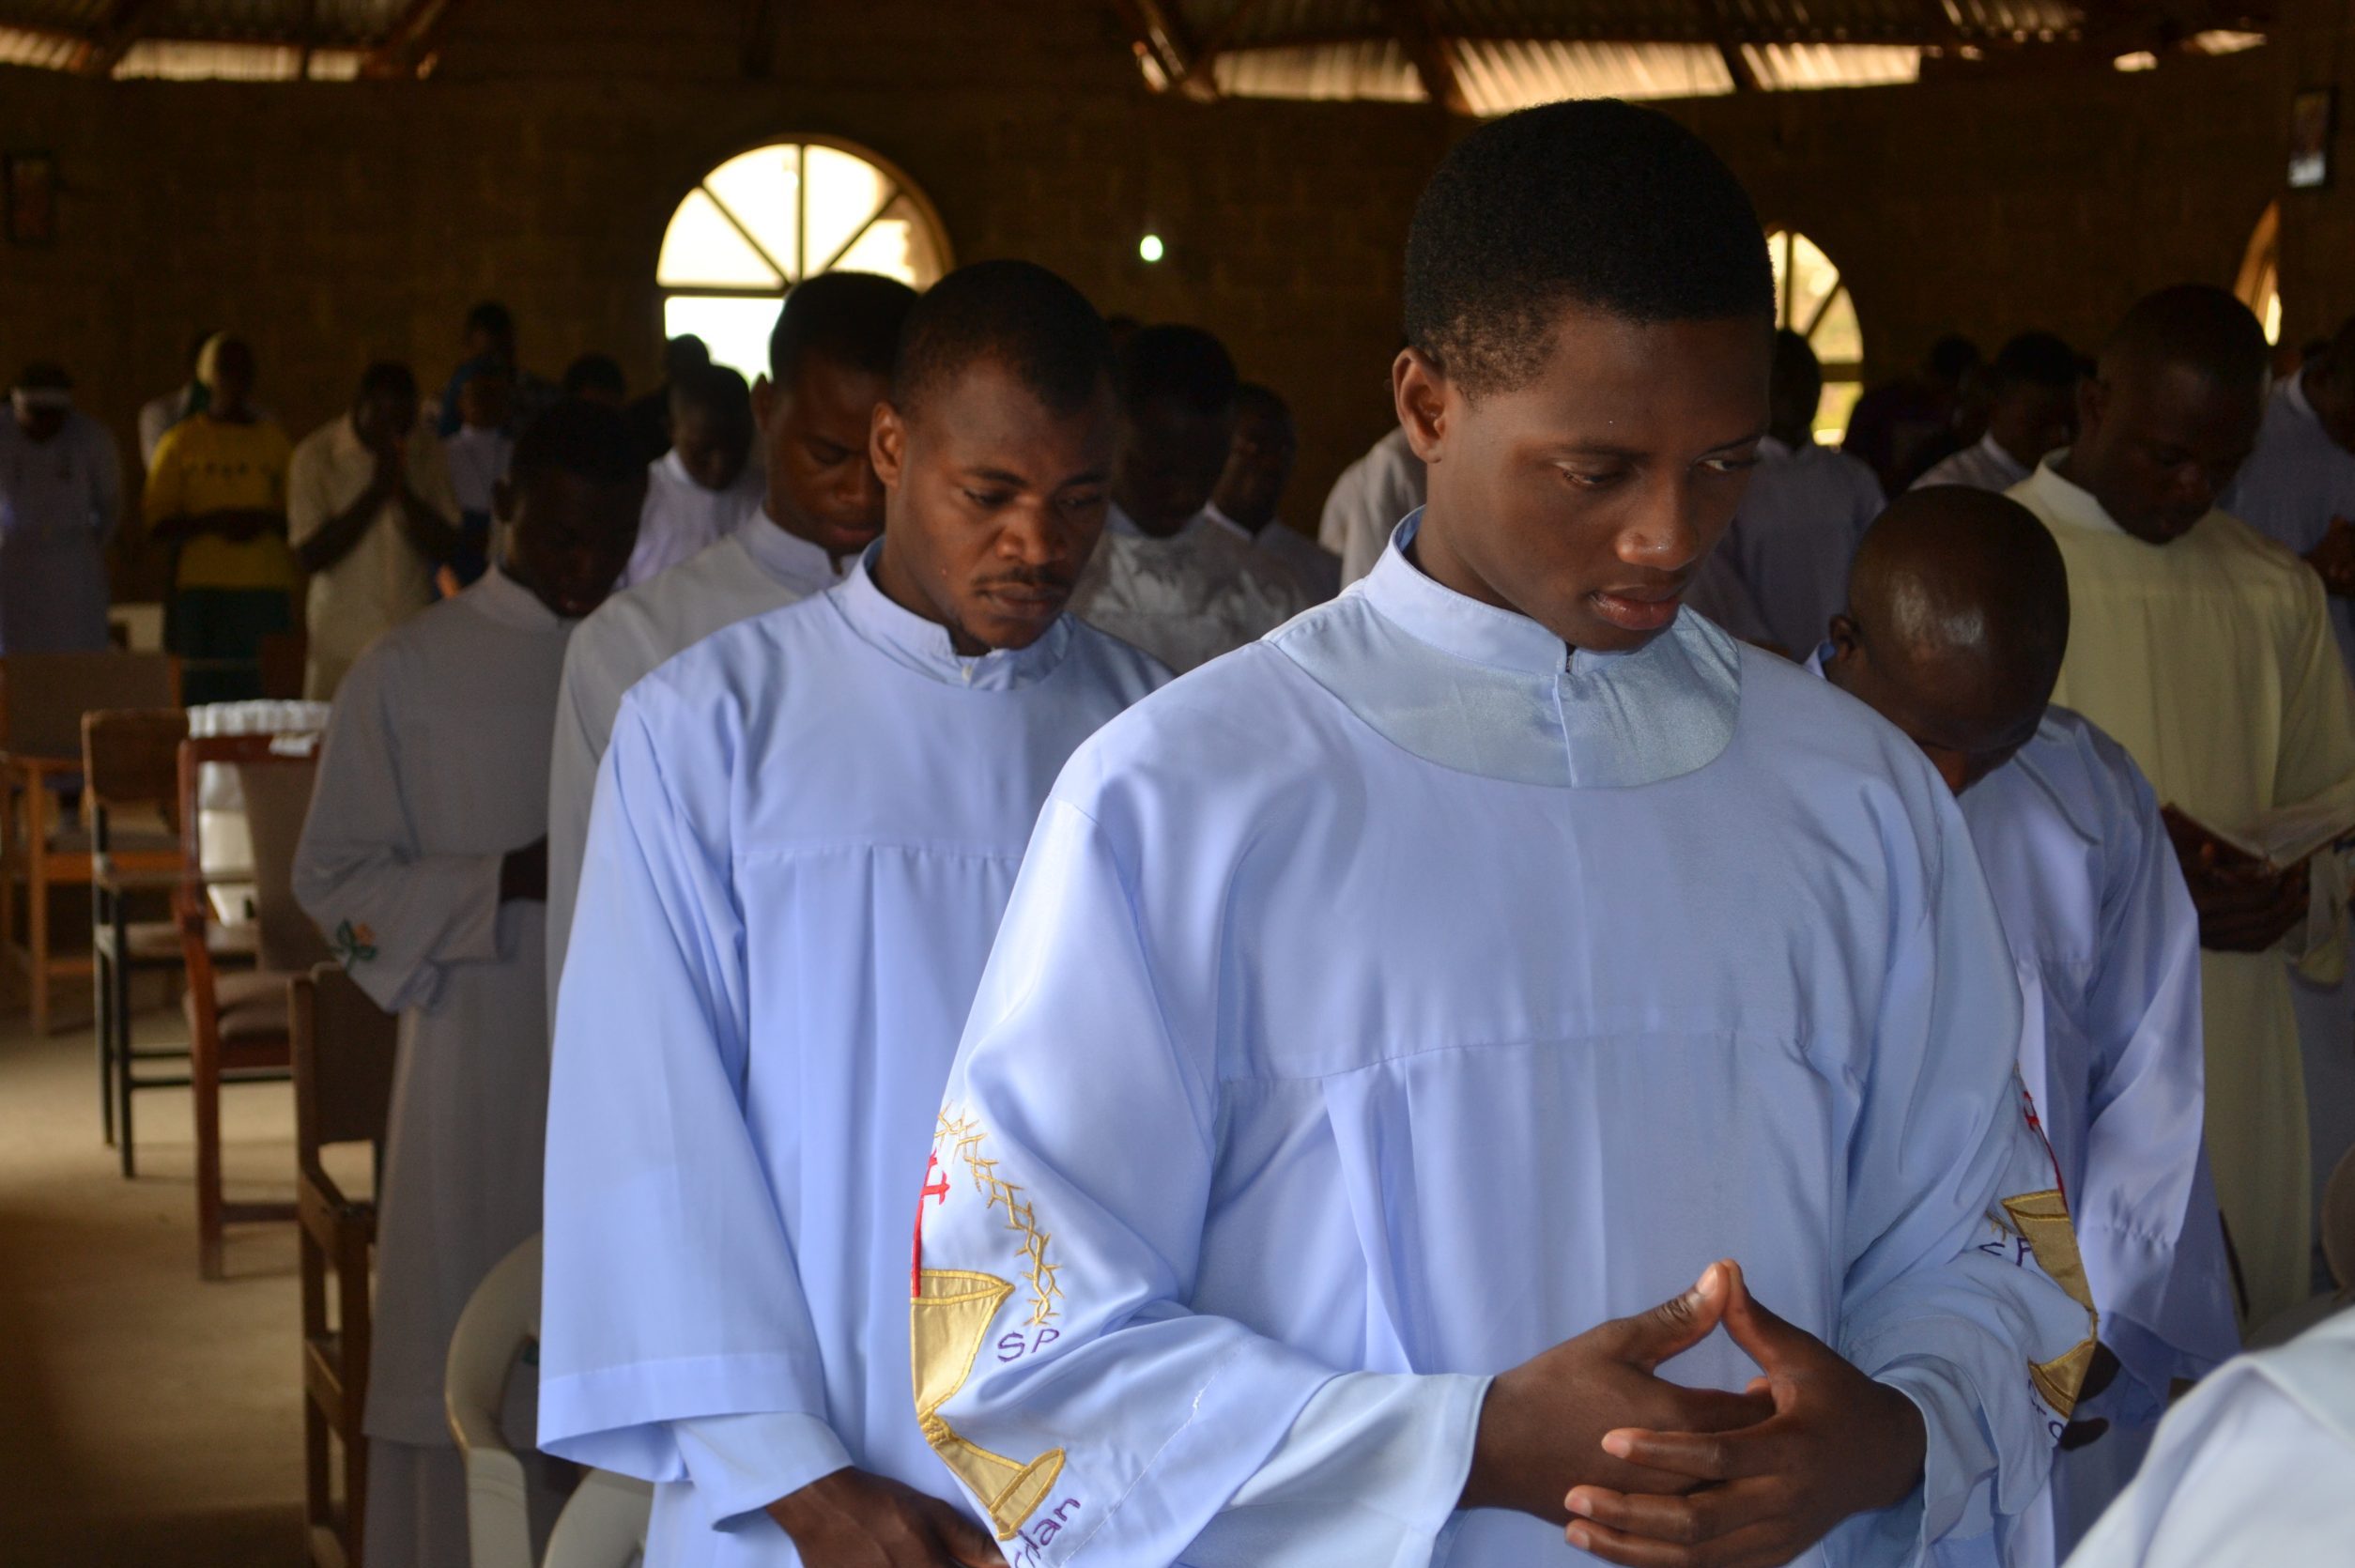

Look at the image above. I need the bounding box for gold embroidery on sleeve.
[938,1112,1063,1328]
[2001,1189,2100,1417]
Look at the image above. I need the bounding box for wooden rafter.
[361,0,469,78]
[1382,0,1470,115]
[1164,0,1260,99]
[75,0,163,77]
[1108,0,1205,95]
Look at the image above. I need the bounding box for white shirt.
[620,451,766,590]
[138,384,198,470]
[1914,433,2032,495]
[544,513,850,1035]
[1207,502,1342,604]
[291,567,573,1449]
[442,423,513,519]
[1721,435,1887,656]
[916,518,2088,1567]
[2062,1306,2355,1568]
[0,409,120,654]
[2223,372,2355,683]
[537,559,1168,1568]
[1070,504,1308,673]
[1319,425,1426,587]
[285,414,459,696]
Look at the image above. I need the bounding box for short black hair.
[2102,284,2270,392]
[510,398,643,488]
[1403,99,1772,396]
[355,361,417,404]
[892,259,1114,419]
[1116,324,1237,417]
[562,352,628,401]
[662,335,712,378]
[1989,331,2079,393]
[1235,381,1293,428]
[769,271,919,384]
[670,361,753,426]
[1772,330,1823,413]
[1926,334,1982,385]
[465,300,515,340]
[16,361,69,392]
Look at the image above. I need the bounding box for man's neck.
[1768,423,1811,452]
[871,534,989,656]
[1115,491,1193,540]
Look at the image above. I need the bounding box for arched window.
[1765,229,1865,443]
[2236,200,2283,346]
[657,138,951,379]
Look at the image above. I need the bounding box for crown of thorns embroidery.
[937,1112,1063,1328]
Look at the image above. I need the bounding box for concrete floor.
[0,995,330,1567]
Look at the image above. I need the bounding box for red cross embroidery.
[910,1151,950,1296]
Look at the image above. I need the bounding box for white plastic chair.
[447,1234,653,1568]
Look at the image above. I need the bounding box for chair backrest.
[177,731,323,942]
[291,964,398,1179]
[543,1469,654,1568]
[2326,1143,2355,1295]
[82,708,190,835]
[0,652,179,761]
[448,1234,545,1568]
[237,755,333,973]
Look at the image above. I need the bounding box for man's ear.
[870,399,908,490]
[1393,348,1450,467]
[1824,612,1864,669]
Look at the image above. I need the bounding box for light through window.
[657,139,950,380]
[1766,229,1865,443]
[2236,201,2284,347]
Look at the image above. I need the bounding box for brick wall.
[0,0,2346,597]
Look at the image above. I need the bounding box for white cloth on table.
[619,450,764,590]
[1913,433,2032,496]
[916,515,2088,1568]
[544,512,848,1038]
[1319,424,1425,587]
[291,567,569,1476]
[537,554,1167,1568]
[1069,504,1306,673]
[2061,1305,2355,1568]
[1720,434,1887,657]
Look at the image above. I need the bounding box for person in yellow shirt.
[143,334,297,703]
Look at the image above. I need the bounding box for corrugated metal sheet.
[113,37,365,76]
[1213,38,1424,100]
[1179,0,2090,45]
[1742,40,1919,86]
[0,21,83,68]
[1454,38,1734,106]
[0,0,111,34]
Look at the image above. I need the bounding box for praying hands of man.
[2160,806,2312,953]
[1532,1261,1929,1568]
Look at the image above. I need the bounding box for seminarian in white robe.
[2015,456,2355,1329]
[544,511,847,1032]
[915,518,2090,1568]
[619,448,766,591]
[1721,434,1888,657]
[1205,500,1341,603]
[1320,424,1426,588]
[2062,1305,2355,1568]
[292,566,576,1567]
[1914,433,2032,497]
[1926,697,2240,1559]
[537,555,1167,1568]
[1069,503,1306,672]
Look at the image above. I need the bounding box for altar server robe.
[1721,434,1887,656]
[1319,425,1426,588]
[537,559,1166,1568]
[1955,707,2241,1560]
[1070,504,1306,673]
[916,519,2090,1568]
[291,567,574,1560]
[545,512,846,1031]
[620,450,765,591]
[2015,457,2355,1328]
[2061,1305,2355,1568]
[2222,372,2355,683]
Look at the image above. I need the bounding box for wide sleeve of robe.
[536,684,849,1498]
[2076,749,2238,1412]
[291,642,504,1013]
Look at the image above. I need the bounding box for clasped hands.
[1465,1260,1927,1568]
[2162,806,2312,954]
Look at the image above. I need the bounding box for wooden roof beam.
[76,0,162,77]
[362,0,469,78]
[1109,0,1220,100]
[1383,0,1471,115]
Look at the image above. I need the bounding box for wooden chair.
[0,652,180,1034]
[177,730,329,1278]
[293,964,398,1568]
[85,708,264,1176]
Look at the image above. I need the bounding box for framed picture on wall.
[4,151,56,245]
[2290,89,2335,190]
